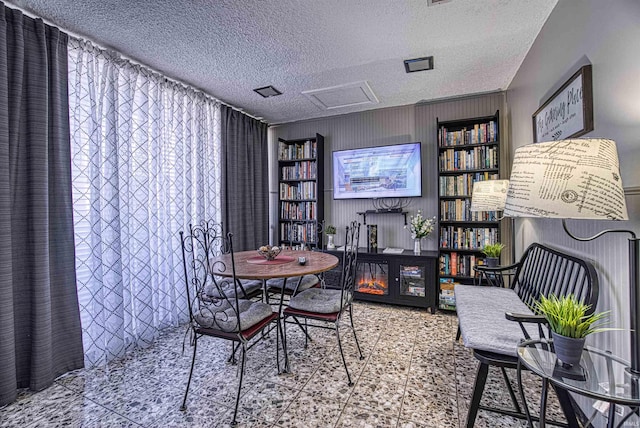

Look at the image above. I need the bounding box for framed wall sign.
[532,65,593,143]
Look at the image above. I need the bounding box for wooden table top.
[211,250,340,280]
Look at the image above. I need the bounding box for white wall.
[507,0,640,424]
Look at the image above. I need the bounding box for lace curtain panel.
[68,38,222,366]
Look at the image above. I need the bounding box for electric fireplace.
[355,261,388,295]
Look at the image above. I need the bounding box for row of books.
[439,172,500,196]
[279,182,316,200]
[440,199,498,222]
[280,222,317,244]
[439,226,498,250]
[278,140,317,161]
[439,252,485,276]
[281,161,317,180]
[280,201,317,220]
[439,146,499,171]
[438,121,498,147]
[439,278,458,310]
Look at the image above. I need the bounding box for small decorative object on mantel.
[257,245,281,261]
[535,294,612,367]
[406,210,436,255]
[367,224,378,253]
[481,243,505,267]
[532,64,593,144]
[325,224,336,249]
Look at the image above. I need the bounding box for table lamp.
[470,179,509,214]
[470,179,511,263]
[503,138,640,376]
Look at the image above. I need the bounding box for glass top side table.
[517,339,640,428]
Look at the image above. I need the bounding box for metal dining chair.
[179,221,282,426]
[282,221,365,386]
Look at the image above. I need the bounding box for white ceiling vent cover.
[302,81,379,110]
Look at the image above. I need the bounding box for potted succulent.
[482,243,505,267]
[325,224,337,249]
[535,294,611,367]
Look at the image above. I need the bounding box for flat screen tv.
[332,142,422,200]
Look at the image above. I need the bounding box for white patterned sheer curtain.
[68,38,221,366]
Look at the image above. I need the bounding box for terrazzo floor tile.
[400,385,459,427]
[334,403,399,427]
[275,391,345,428]
[360,354,411,384]
[0,302,573,428]
[301,363,360,403]
[237,381,301,424]
[346,375,406,417]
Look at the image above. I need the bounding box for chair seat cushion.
[194,299,273,333]
[287,288,351,314]
[266,275,319,292]
[454,284,538,357]
[205,279,262,299]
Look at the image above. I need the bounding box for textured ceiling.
[8,0,557,124]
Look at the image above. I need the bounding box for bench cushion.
[455,284,538,357]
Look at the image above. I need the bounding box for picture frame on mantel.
[532,64,593,143]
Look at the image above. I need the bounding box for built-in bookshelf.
[436,112,500,310]
[277,134,324,249]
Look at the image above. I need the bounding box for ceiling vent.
[404,56,434,73]
[302,81,379,110]
[253,85,282,98]
[427,0,452,6]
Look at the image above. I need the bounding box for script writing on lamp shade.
[503,139,628,220]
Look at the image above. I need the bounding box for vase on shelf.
[414,238,422,255]
[326,234,336,250]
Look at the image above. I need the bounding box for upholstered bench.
[454,243,599,427]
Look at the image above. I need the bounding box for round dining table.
[210,249,339,281]
[209,249,340,372]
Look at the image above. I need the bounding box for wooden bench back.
[512,243,600,314]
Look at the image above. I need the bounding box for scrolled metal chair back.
[180,220,243,332]
[339,221,361,309]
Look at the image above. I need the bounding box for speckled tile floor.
[0,302,566,427]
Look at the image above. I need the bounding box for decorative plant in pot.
[535,294,611,367]
[325,224,337,249]
[405,210,436,254]
[481,243,505,267]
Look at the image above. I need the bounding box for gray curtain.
[0,5,84,406]
[221,106,269,251]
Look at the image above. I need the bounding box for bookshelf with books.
[277,134,324,249]
[436,112,501,310]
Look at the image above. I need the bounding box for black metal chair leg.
[275,319,281,374]
[540,378,549,428]
[278,317,289,373]
[228,342,239,364]
[553,385,580,428]
[517,359,534,428]
[348,305,364,360]
[290,316,313,344]
[304,318,309,348]
[231,344,247,427]
[500,367,522,413]
[180,334,198,411]
[466,362,489,428]
[335,325,353,386]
